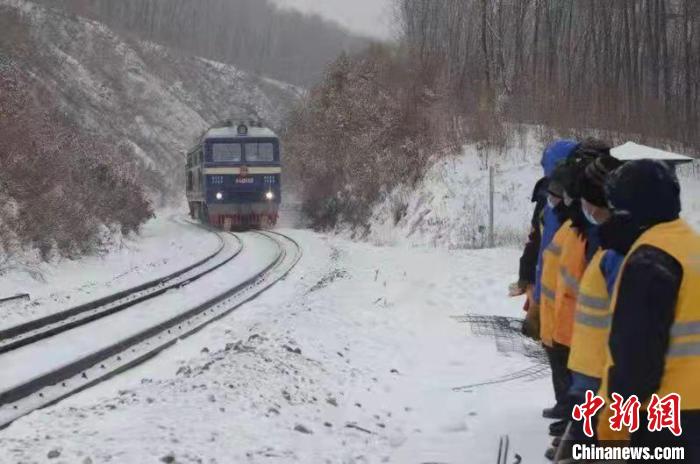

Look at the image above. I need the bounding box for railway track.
[0,229,241,355]
[0,225,301,429]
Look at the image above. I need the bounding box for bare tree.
[395,0,700,153]
[46,0,369,86]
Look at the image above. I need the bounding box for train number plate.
[235,177,254,184]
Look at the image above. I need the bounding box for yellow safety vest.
[598,219,700,440]
[568,249,612,378]
[553,227,587,347]
[540,220,572,347]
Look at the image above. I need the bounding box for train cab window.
[212,143,242,162]
[245,143,275,162]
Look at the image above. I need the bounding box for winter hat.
[605,159,681,227]
[541,139,579,178]
[579,155,623,207]
[559,147,599,200]
[578,137,611,156]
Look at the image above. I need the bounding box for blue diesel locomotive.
[186,121,281,229]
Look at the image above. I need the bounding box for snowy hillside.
[1,0,300,198]
[362,130,700,249]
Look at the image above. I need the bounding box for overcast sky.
[272,0,394,39]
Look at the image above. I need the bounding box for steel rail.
[0,230,301,429]
[0,230,241,355]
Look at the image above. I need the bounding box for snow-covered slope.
[2,0,300,198]
[677,161,700,231]
[362,130,700,249]
[361,130,544,249]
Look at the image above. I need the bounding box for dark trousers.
[545,343,572,410]
[569,372,602,441]
[631,410,700,464]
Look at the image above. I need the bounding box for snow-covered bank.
[0,212,219,331]
[0,230,553,463]
[362,132,700,249]
[677,161,700,230]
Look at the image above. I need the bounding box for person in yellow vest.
[597,160,700,460]
[568,155,625,390]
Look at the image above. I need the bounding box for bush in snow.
[0,61,153,263]
[284,45,466,230]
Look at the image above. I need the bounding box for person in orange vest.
[534,140,580,420]
[539,163,578,424]
[543,145,606,447]
[598,160,700,460]
[548,154,625,462]
[517,140,580,342]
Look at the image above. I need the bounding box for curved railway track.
[0,229,241,355]
[0,224,301,429]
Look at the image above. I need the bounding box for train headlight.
[265,191,275,201]
[216,192,223,200]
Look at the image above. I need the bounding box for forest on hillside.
[286,0,700,230]
[44,0,369,86]
[0,0,296,263]
[399,0,700,149]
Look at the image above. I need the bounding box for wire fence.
[451,313,550,391]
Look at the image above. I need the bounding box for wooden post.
[489,165,495,248]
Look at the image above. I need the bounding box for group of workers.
[511,139,700,463]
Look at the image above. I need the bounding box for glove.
[521,286,540,340]
[508,281,526,297]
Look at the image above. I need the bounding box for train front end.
[190,123,281,229]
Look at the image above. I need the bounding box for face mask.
[563,192,574,207]
[547,197,557,209]
[568,200,591,237]
[583,207,600,226]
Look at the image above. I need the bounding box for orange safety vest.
[598,219,700,440]
[553,226,587,347]
[540,220,572,347]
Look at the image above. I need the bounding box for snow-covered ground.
[0,228,554,464]
[362,130,700,249]
[0,231,277,398]
[0,212,220,331]
[677,161,700,231]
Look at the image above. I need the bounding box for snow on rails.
[0,230,241,355]
[0,223,301,429]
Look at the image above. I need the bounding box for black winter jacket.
[518,178,547,285]
[607,244,700,448]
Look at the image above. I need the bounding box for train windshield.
[245,142,275,162]
[212,142,242,162]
